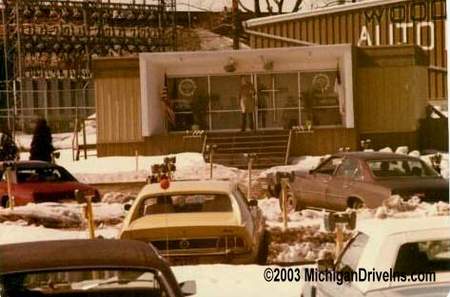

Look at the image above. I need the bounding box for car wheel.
[278,190,300,214]
[348,198,364,209]
[257,230,270,265]
[1,196,9,208]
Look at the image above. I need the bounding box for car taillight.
[217,236,245,249]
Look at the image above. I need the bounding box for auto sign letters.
[358,0,446,51]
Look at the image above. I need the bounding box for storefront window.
[210,75,249,130]
[300,71,342,126]
[256,73,299,129]
[168,76,209,131]
[167,70,343,132]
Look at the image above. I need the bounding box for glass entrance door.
[255,73,300,130]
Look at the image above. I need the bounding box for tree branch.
[265,0,274,14]
[238,0,253,13]
[292,0,303,12]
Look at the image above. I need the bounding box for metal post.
[135,149,139,172]
[15,0,24,133]
[232,0,240,50]
[1,8,11,130]
[85,196,95,239]
[75,189,95,239]
[209,146,214,179]
[247,159,252,200]
[335,224,344,258]
[281,179,288,231]
[5,167,14,210]
[82,121,87,159]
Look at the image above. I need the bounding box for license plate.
[169,257,199,266]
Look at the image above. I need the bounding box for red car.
[0,161,100,207]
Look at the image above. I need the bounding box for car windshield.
[1,269,169,297]
[139,193,233,216]
[15,167,76,183]
[367,159,439,178]
[394,239,450,274]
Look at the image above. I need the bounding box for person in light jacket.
[239,77,256,131]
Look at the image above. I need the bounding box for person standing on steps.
[239,76,256,132]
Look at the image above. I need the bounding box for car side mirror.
[317,258,334,272]
[124,203,132,211]
[249,199,258,208]
[180,280,196,296]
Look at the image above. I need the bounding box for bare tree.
[239,0,304,15]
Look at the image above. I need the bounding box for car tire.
[348,198,364,209]
[1,196,9,208]
[92,190,101,203]
[257,230,270,265]
[278,190,301,214]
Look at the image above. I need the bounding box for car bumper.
[163,250,257,265]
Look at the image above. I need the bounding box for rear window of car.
[139,193,233,216]
[394,239,450,274]
[367,159,439,178]
[336,233,369,272]
[1,269,168,297]
[13,167,76,183]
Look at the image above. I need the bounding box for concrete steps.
[203,130,290,169]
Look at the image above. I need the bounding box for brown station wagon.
[270,152,449,212]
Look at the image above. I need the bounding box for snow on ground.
[173,264,304,297]
[0,202,124,228]
[0,223,117,245]
[19,149,241,184]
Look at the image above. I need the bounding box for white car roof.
[138,179,236,198]
[354,216,450,293]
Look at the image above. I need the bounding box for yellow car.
[119,180,268,265]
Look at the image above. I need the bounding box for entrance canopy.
[139,45,354,136]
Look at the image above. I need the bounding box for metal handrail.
[284,128,293,165]
[201,132,208,155]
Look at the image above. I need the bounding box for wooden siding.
[290,128,358,156]
[354,46,428,134]
[93,57,142,144]
[249,0,447,101]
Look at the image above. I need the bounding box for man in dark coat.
[29,118,54,162]
[0,127,18,161]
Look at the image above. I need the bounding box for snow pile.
[259,197,325,229]
[358,195,450,220]
[268,225,340,263]
[0,202,124,228]
[0,224,117,245]
[259,194,450,263]
[258,156,323,179]
[102,192,136,204]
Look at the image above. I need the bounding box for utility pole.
[232,0,240,50]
